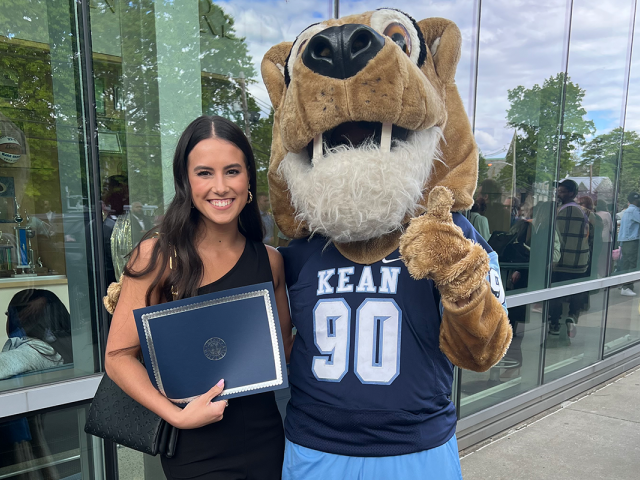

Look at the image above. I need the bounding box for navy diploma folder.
[133,282,288,403]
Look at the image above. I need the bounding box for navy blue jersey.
[280,213,506,457]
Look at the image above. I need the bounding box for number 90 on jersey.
[312,299,402,385]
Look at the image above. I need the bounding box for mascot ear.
[261,42,293,109]
[417,18,461,85]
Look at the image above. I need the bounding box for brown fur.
[440,283,513,372]
[262,14,473,256]
[262,12,510,371]
[399,187,489,302]
[103,276,122,314]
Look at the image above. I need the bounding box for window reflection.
[474,0,572,294]
[551,0,635,284]
[1,289,72,380]
[460,303,544,418]
[604,280,640,355]
[615,0,640,280]
[0,404,97,479]
[0,0,100,393]
[544,289,606,383]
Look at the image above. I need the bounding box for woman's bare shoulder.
[265,244,283,267]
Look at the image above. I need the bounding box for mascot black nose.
[302,24,385,79]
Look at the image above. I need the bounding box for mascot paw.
[400,186,489,302]
[103,276,123,314]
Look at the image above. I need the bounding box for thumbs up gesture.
[399,186,489,303]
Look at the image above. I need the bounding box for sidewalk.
[460,366,640,480]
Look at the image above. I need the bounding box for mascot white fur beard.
[278,126,443,243]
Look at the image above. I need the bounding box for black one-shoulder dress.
[161,239,285,480]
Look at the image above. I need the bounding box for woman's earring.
[247,191,253,204]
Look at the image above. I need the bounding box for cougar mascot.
[261,8,512,479]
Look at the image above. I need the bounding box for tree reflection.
[496,73,595,195]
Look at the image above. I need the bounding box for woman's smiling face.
[187,137,250,228]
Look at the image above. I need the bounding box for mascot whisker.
[262,8,512,479]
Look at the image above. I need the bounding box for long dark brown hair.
[124,116,264,305]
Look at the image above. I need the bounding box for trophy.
[0,231,12,277]
[12,199,37,276]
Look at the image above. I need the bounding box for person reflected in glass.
[548,180,591,338]
[506,196,522,226]
[477,179,511,234]
[102,175,129,285]
[130,201,153,245]
[595,199,613,278]
[0,289,72,380]
[258,193,275,245]
[105,116,293,480]
[577,195,600,278]
[468,197,491,241]
[618,191,640,296]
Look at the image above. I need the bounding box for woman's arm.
[266,246,294,363]
[105,239,226,429]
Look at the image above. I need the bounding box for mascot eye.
[383,22,411,56]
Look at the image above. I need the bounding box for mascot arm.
[400,186,512,372]
[439,283,511,372]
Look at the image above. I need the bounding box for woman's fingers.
[204,378,225,402]
[211,400,228,414]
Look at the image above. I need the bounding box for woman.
[0,289,72,379]
[105,116,294,480]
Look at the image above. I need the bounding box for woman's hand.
[171,379,228,429]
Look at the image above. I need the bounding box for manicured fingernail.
[216,379,224,387]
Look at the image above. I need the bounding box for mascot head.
[262,9,478,263]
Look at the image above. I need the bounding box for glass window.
[604,280,640,356]
[550,0,635,287]
[460,302,544,418]
[543,288,606,383]
[0,403,103,479]
[473,0,572,294]
[0,0,101,392]
[613,2,640,278]
[88,1,331,476]
[90,0,333,285]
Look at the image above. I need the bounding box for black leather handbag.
[84,374,179,457]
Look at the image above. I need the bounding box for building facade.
[1,0,640,478]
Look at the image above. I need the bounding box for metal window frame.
[0,375,102,418]
[76,0,115,477]
[505,271,640,307]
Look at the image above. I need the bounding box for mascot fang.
[262,8,512,479]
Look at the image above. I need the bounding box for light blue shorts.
[282,435,463,480]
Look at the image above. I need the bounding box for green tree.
[477,151,489,186]
[578,127,623,179]
[579,127,640,210]
[92,1,270,211]
[497,73,595,196]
